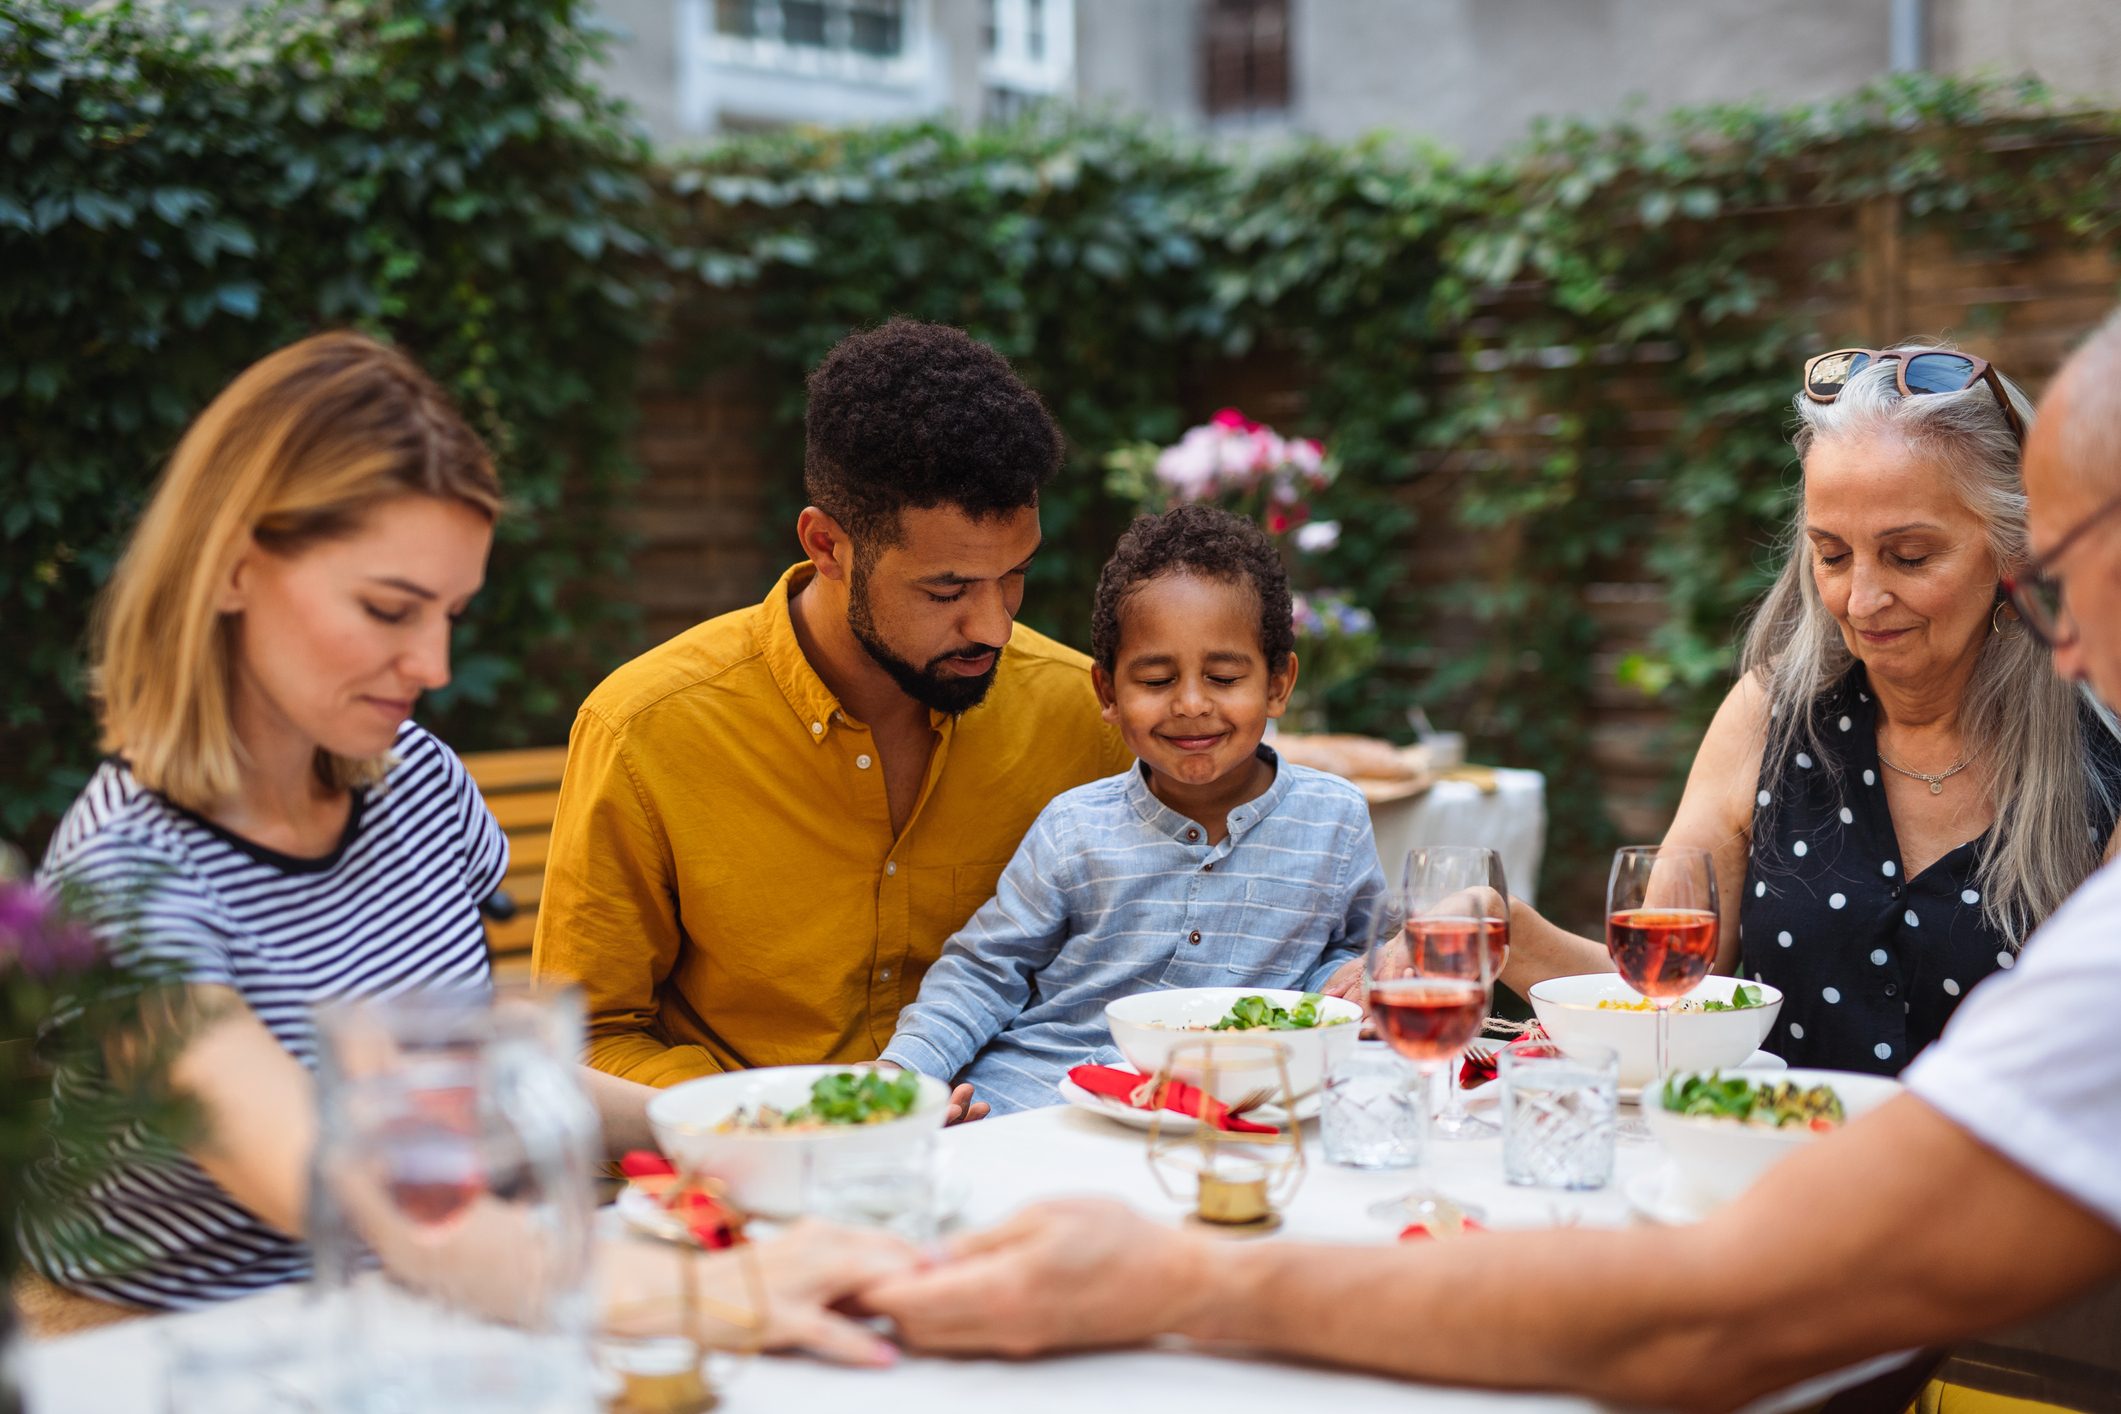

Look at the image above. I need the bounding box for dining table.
[21,1095,1901,1414]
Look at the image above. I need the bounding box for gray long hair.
[1739,346,2112,945]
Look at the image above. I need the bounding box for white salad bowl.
[1528,973,1782,1090]
[646,1063,950,1218]
[1104,987,1362,1103]
[1645,1066,1904,1210]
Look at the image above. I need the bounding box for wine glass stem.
[1438,1053,1465,1121]
[1654,1001,1672,1091]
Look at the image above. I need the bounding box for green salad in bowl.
[1209,992,1352,1032]
[1660,1072,1847,1132]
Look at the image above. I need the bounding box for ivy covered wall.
[1,0,662,837]
[8,0,2121,920]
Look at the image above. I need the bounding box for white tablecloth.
[1370,768,1547,906]
[23,1103,1895,1413]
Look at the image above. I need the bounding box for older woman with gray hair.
[1507,344,2121,1073]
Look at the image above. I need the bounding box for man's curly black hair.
[1091,504,1295,673]
[804,319,1062,547]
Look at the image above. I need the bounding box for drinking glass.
[1499,1039,1618,1190]
[1321,1039,1424,1169]
[1362,847,1498,1220]
[1606,845,1720,1095]
[1393,846,1507,1140]
[802,1131,942,1251]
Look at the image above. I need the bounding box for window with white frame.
[710,0,924,77]
[982,0,1073,107]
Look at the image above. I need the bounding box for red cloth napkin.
[1400,1217,1487,1241]
[1457,1022,1549,1089]
[620,1150,675,1179]
[1068,1065,1280,1134]
[619,1151,743,1249]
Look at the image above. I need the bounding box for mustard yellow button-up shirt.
[533,563,1133,1086]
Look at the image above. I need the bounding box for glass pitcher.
[310,985,600,1413]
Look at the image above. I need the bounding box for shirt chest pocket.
[1157,875,1342,990]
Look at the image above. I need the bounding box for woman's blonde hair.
[91,331,502,811]
[1741,343,2114,944]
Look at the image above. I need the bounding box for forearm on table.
[169,995,320,1240]
[1499,897,1608,996]
[883,944,1040,1079]
[582,1030,728,1088]
[1174,1227,1751,1406]
[882,987,1007,1082]
[579,1066,659,1154]
[1183,1099,2121,1410]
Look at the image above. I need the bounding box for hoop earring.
[1991,600,2016,636]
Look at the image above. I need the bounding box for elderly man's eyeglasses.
[2004,491,2121,649]
[1802,348,2026,445]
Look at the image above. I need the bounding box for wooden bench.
[461,745,568,983]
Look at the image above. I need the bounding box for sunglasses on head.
[1801,348,2026,445]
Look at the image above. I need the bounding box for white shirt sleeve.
[1904,858,2121,1231]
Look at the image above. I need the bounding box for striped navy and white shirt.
[881,748,1393,1114]
[25,722,505,1309]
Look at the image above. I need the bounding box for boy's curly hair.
[1091,504,1295,672]
[804,319,1062,547]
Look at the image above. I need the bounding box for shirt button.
[885,861,897,877]
[1203,863,1214,872]
[1884,983,1898,998]
[811,721,824,736]
[1185,828,1200,842]
[1188,930,1202,945]
[856,754,873,769]
[1890,884,1903,899]
[879,968,893,981]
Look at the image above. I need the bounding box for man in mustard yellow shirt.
[533,320,1133,1091]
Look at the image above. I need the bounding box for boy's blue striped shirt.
[882,748,1393,1114]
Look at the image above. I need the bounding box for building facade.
[594,0,2121,153]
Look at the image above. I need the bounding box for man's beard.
[848,566,1003,716]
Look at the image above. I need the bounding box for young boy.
[880,504,1392,1114]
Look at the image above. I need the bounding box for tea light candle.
[603,1336,717,1414]
[1196,1170,1272,1225]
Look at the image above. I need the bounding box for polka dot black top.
[1740,665,2121,1075]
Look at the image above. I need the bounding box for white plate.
[1619,1048,1784,1105]
[616,1168,970,1244]
[616,1183,699,1245]
[1625,1165,1713,1226]
[1056,1076,1322,1132]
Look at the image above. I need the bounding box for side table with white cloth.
[1369,767,1547,905]
[23,1101,1898,1414]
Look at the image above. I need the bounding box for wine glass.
[1363,847,1499,1221]
[1606,845,1720,1100]
[1400,847,1508,1140]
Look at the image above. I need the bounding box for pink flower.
[0,881,102,978]
[1216,429,1260,481]
[1210,407,1259,433]
[1153,427,1223,500]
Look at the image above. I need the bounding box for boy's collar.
[1126,744,1291,843]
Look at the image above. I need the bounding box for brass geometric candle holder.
[1145,1037,1306,1235]
[596,1176,766,1414]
